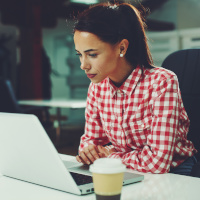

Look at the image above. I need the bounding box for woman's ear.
[119,39,129,57]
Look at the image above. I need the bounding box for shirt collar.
[107,65,143,97]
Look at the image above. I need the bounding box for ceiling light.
[70,0,99,5]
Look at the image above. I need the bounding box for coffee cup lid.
[89,158,126,174]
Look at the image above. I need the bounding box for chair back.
[162,49,200,161]
[0,78,22,113]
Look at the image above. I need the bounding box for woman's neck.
[109,60,134,88]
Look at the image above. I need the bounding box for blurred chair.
[0,78,52,129]
[190,161,200,178]
[161,49,200,177]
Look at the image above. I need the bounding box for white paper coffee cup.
[90,158,126,199]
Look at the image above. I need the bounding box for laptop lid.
[0,112,83,195]
[0,112,144,195]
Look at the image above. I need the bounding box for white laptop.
[0,112,144,195]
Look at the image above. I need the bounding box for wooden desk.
[0,154,200,200]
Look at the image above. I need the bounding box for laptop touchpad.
[63,160,92,176]
[69,165,92,176]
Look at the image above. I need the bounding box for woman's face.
[74,31,121,84]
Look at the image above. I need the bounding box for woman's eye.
[76,53,82,57]
[89,54,97,58]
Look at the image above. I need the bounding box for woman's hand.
[76,144,101,165]
[97,145,117,157]
[76,144,117,165]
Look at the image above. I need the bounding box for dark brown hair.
[74,2,153,68]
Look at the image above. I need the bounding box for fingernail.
[87,161,90,164]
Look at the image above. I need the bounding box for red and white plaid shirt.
[79,66,197,173]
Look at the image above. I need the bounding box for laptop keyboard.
[70,172,93,186]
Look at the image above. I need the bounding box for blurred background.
[0,0,200,155]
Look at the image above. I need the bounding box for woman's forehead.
[74,31,112,51]
[74,31,92,38]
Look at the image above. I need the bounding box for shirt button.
[119,117,122,122]
[141,124,145,128]
[117,90,121,93]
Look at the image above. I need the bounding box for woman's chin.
[90,78,105,84]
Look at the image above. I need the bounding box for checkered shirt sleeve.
[79,82,110,150]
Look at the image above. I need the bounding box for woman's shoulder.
[143,66,180,94]
[144,66,177,81]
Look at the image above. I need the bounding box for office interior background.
[0,0,200,155]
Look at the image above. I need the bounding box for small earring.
[120,53,123,57]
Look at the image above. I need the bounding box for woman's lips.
[86,74,96,78]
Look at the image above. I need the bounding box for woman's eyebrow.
[84,49,98,53]
[75,49,98,53]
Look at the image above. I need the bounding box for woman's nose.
[80,57,90,70]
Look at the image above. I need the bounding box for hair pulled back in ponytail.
[74,2,153,68]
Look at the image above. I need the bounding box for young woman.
[73,2,197,175]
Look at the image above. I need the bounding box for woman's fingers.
[88,145,100,160]
[78,145,102,165]
[76,155,81,162]
[98,152,106,158]
[76,155,86,164]
[78,145,116,165]
[79,151,92,164]
[98,145,108,156]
